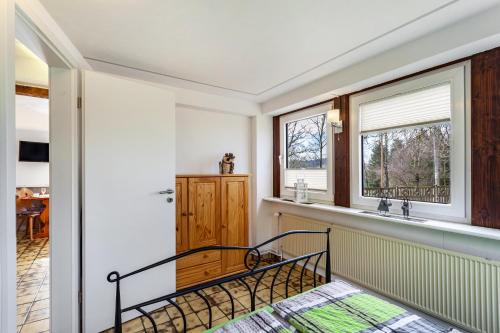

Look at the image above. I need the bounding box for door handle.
[159,189,174,195]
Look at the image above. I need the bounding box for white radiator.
[278,213,500,333]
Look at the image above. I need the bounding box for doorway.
[0,4,83,332]
[15,40,51,332]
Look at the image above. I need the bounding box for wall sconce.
[327,107,343,134]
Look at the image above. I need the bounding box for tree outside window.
[285,113,328,190]
[362,122,451,203]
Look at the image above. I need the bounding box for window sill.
[263,197,500,242]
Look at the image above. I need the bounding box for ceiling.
[15,40,49,87]
[16,95,49,132]
[39,0,500,102]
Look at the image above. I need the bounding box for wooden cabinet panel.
[175,178,189,253]
[176,261,222,289]
[188,177,221,248]
[221,177,248,274]
[176,250,221,270]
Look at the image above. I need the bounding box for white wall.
[251,114,274,246]
[15,93,50,188]
[176,106,251,174]
[16,128,49,187]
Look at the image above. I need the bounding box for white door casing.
[82,70,176,332]
[0,1,17,333]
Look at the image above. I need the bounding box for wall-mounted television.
[19,141,49,162]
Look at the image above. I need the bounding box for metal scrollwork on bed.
[107,229,331,333]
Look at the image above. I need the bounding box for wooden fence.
[363,185,450,203]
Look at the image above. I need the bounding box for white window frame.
[350,62,471,223]
[280,104,334,202]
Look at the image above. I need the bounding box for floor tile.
[35,291,50,301]
[119,317,144,333]
[31,299,49,311]
[17,295,36,305]
[141,309,169,328]
[26,308,50,324]
[16,237,50,333]
[17,302,31,315]
[20,318,49,333]
[196,306,226,324]
[172,313,202,331]
[17,313,27,326]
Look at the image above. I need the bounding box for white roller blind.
[285,169,327,191]
[360,83,451,133]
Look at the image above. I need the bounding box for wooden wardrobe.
[175,174,249,289]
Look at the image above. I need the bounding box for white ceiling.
[16,95,49,132]
[15,41,49,132]
[15,40,49,87]
[39,0,500,102]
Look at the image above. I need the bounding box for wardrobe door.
[188,177,221,248]
[221,176,248,274]
[175,178,189,253]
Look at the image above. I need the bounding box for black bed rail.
[107,228,331,333]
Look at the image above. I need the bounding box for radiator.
[278,213,500,333]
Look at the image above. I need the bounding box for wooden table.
[20,196,49,239]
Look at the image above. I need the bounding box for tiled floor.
[16,236,50,333]
[103,263,324,333]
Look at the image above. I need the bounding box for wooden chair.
[16,197,45,240]
[16,187,33,198]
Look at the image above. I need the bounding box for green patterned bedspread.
[205,306,296,333]
[206,280,462,333]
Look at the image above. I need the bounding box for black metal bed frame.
[107,229,331,333]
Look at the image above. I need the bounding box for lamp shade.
[327,108,340,125]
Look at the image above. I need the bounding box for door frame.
[0,1,17,332]
[1,1,89,332]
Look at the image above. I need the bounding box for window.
[361,84,452,204]
[350,63,469,222]
[280,103,333,201]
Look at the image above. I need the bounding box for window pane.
[362,122,451,204]
[285,113,328,190]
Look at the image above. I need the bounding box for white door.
[82,71,176,332]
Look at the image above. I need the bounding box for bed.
[206,280,461,333]
[107,229,462,333]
